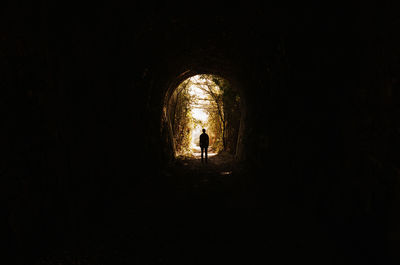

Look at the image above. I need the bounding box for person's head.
[202,129,206,133]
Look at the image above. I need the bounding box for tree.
[169,74,241,156]
[169,79,193,155]
[193,74,241,153]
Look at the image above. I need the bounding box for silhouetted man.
[199,129,209,163]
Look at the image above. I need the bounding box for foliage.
[169,79,193,155]
[170,74,241,156]
[219,77,241,153]
[196,74,241,154]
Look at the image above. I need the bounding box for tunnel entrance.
[166,74,241,159]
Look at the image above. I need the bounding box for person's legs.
[201,147,204,163]
[205,147,208,163]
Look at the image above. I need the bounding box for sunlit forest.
[168,74,241,157]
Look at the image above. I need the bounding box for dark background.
[1,2,399,264]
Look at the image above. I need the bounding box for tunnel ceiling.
[127,6,292,80]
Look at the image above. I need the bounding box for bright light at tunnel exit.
[188,79,211,148]
[191,108,208,122]
[188,83,209,124]
[191,124,203,149]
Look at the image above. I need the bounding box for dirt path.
[157,151,252,208]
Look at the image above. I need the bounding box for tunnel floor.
[31,153,372,265]
[156,151,253,208]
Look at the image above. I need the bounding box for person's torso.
[200,133,209,145]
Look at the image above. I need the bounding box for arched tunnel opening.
[163,74,242,160]
[2,3,399,265]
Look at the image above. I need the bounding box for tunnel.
[2,3,400,265]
